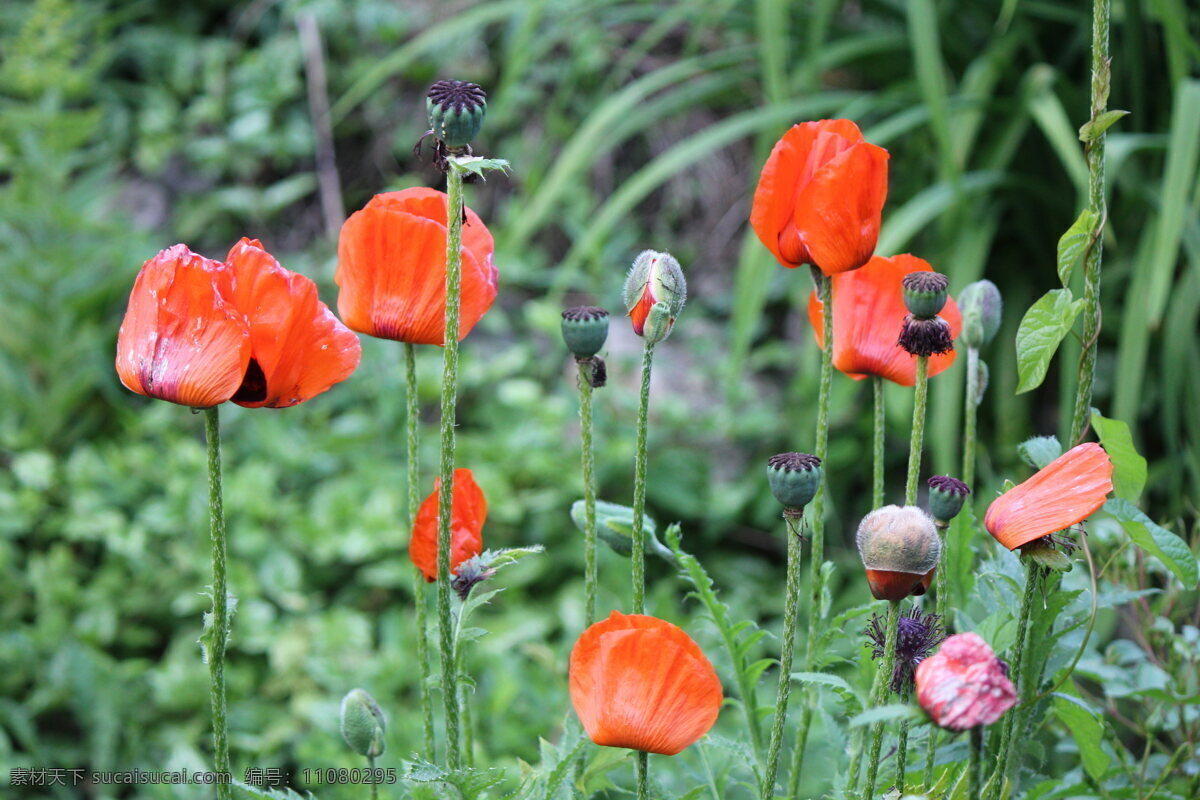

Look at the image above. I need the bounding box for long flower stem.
[905,356,929,506]
[368,755,379,800]
[636,751,649,800]
[436,161,465,769]
[762,513,805,798]
[578,361,598,625]
[202,407,231,800]
[987,560,1040,799]
[969,727,983,800]
[631,344,654,615]
[962,347,980,487]
[786,269,833,798]
[406,343,436,759]
[864,600,901,800]
[873,375,885,509]
[896,686,911,794]
[922,519,951,790]
[1069,0,1110,445]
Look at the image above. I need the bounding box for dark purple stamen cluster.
[865,606,946,693]
[561,306,609,322]
[450,557,497,601]
[899,315,955,357]
[767,452,821,473]
[427,80,487,112]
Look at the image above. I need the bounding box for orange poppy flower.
[225,238,361,408]
[807,254,962,386]
[569,611,722,755]
[751,119,888,275]
[984,443,1113,551]
[410,468,487,582]
[336,187,498,345]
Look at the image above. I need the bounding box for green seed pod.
[766,452,823,510]
[958,279,1003,349]
[901,271,949,319]
[426,80,487,149]
[340,688,386,758]
[927,475,970,523]
[561,306,610,359]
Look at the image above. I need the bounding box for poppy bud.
[426,80,487,150]
[766,452,822,511]
[561,306,610,359]
[957,279,1002,349]
[340,688,386,758]
[623,250,686,343]
[927,475,970,524]
[915,632,1017,731]
[856,505,941,601]
[901,271,949,319]
[898,316,955,358]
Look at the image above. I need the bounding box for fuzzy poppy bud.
[426,80,487,149]
[927,475,970,524]
[561,306,610,359]
[898,316,955,358]
[957,279,1002,349]
[766,452,822,511]
[623,250,686,344]
[915,632,1017,730]
[340,688,386,758]
[856,505,941,601]
[902,271,949,319]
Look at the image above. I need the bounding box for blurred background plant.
[0,0,1196,797]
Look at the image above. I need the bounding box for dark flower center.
[233,359,268,404]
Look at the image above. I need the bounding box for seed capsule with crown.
[426,80,487,150]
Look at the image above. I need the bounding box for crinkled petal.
[409,468,488,582]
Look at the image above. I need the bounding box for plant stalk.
[962,347,980,488]
[762,512,805,798]
[969,727,983,800]
[987,560,1041,799]
[202,406,232,800]
[578,360,598,625]
[905,356,929,506]
[873,375,885,509]
[636,751,649,800]
[864,599,902,800]
[406,343,436,758]
[631,344,654,615]
[896,686,911,794]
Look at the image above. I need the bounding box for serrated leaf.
[571,499,672,561]
[1052,693,1110,781]
[1089,409,1147,501]
[1104,499,1198,587]
[231,782,319,800]
[1016,289,1085,393]
[450,155,511,179]
[1056,208,1098,286]
[1017,436,1063,469]
[1078,109,1129,142]
[848,703,922,728]
[404,758,505,800]
[790,671,863,714]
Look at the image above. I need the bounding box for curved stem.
[202,407,232,800]
[905,356,929,506]
[406,343,436,759]
[631,344,654,614]
[761,513,805,798]
[787,269,833,797]
[864,600,901,800]
[986,560,1040,799]
[873,376,885,509]
[436,161,465,769]
[578,361,598,625]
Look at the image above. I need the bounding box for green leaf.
[1104,499,1198,587]
[571,499,672,561]
[790,671,863,714]
[1052,694,1111,782]
[450,156,511,179]
[1078,109,1130,142]
[403,758,505,800]
[847,703,922,728]
[1026,545,1072,572]
[1089,410,1148,501]
[1056,208,1098,286]
[1017,435,1063,469]
[1015,289,1085,393]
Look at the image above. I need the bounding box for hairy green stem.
[406,343,436,758]
[969,727,983,800]
[1070,0,1110,445]
[922,519,951,789]
[922,723,938,792]
[905,356,929,506]
[786,269,833,798]
[631,344,654,615]
[873,376,885,509]
[864,600,901,800]
[896,686,911,794]
[987,560,1040,799]
[461,682,474,767]
[202,407,231,800]
[761,513,805,798]
[436,161,465,769]
[578,361,598,625]
[636,751,649,800]
[962,348,980,488]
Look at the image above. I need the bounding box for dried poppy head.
[984,443,1113,552]
[898,316,955,358]
[857,505,941,601]
[426,80,487,150]
[570,612,722,755]
[409,468,487,582]
[901,271,949,319]
[622,250,686,345]
[915,632,1017,730]
[865,606,946,693]
[766,452,822,511]
[561,306,610,359]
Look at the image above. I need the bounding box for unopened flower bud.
[902,271,949,319]
[766,452,822,511]
[899,316,955,357]
[561,306,610,359]
[623,250,686,343]
[915,632,1016,730]
[856,505,941,601]
[426,80,487,149]
[927,475,970,524]
[958,279,1002,349]
[340,688,386,758]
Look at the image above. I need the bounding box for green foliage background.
[0,0,1197,797]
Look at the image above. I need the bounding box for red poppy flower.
[751,119,888,275]
[117,242,361,409]
[410,468,487,582]
[336,187,498,345]
[808,254,962,386]
[569,612,722,755]
[915,632,1017,730]
[984,443,1113,551]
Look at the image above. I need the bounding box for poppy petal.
[116,245,249,408]
[984,443,1113,550]
[409,468,487,582]
[569,612,722,756]
[793,141,889,275]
